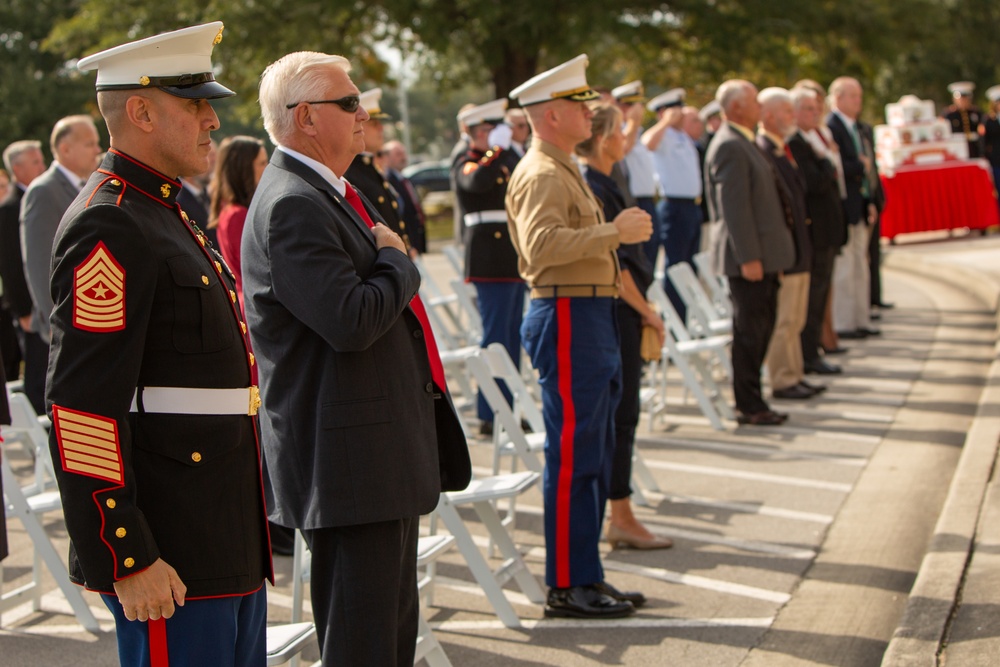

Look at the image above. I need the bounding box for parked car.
[403,159,454,214]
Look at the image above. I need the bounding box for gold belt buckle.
[248,386,261,416]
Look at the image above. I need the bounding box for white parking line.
[603,561,791,604]
[642,460,854,492]
[430,616,775,631]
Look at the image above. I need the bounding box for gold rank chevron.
[52,406,123,484]
[73,242,125,332]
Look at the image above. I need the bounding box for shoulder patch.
[73,242,125,332]
[52,405,123,484]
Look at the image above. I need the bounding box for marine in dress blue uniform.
[46,23,272,667]
[452,98,527,430]
[507,55,653,619]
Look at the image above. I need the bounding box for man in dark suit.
[788,87,848,375]
[705,80,795,425]
[245,51,471,667]
[383,140,427,253]
[21,115,102,414]
[0,141,46,381]
[756,88,818,400]
[826,76,878,340]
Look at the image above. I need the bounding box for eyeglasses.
[285,95,361,113]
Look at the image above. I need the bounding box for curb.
[880,249,1000,665]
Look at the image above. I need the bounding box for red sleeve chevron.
[73,242,125,332]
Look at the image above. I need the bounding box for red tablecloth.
[879,160,999,239]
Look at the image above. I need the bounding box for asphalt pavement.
[2,230,999,666]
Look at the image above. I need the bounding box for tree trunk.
[492,46,540,101]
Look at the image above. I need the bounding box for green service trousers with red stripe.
[521,296,622,588]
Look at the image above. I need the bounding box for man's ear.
[125,95,155,134]
[293,104,318,136]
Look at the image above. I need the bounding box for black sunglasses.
[285,95,361,113]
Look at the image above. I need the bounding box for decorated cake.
[874,95,968,175]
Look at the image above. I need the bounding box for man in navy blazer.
[243,51,470,667]
[826,77,879,339]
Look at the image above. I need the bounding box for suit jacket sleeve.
[711,140,761,266]
[21,183,61,328]
[0,196,33,317]
[263,192,420,352]
[789,138,837,196]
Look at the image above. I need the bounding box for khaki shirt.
[505,139,620,289]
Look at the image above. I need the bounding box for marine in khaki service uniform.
[452,98,526,432]
[506,54,653,620]
[46,23,272,667]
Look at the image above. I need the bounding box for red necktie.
[783,143,798,168]
[343,182,447,390]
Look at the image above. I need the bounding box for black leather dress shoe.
[593,580,646,608]
[545,586,635,619]
[858,327,881,336]
[837,330,867,340]
[805,360,842,375]
[798,380,827,394]
[773,384,815,400]
[479,421,493,436]
[876,301,894,309]
[736,410,787,426]
[821,345,848,355]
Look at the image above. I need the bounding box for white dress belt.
[130,386,261,416]
[463,210,508,226]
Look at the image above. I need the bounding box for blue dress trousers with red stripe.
[521,296,622,588]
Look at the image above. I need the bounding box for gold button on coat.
[191,452,202,463]
[201,275,209,285]
[106,498,116,509]
[230,290,237,302]
[115,527,126,538]
[124,558,135,568]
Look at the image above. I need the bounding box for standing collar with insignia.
[97,149,183,208]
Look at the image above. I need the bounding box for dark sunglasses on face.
[285,95,361,113]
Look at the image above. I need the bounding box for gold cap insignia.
[139,76,150,87]
[214,26,224,45]
[160,183,171,198]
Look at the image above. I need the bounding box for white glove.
[488,124,513,150]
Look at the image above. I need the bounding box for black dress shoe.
[837,330,867,340]
[822,345,848,355]
[857,327,881,336]
[737,410,787,426]
[876,301,894,309]
[545,585,635,619]
[805,360,842,375]
[798,380,827,394]
[870,311,881,321]
[772,384,815,400]
[478,421,493,436]
[593,580,646,608]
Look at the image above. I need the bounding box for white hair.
[790,86,818,110]
[716,80,754,114]
[757,87,792,109]
[3,140,42,174]
[259,52,351,146]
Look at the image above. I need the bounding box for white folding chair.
[414,256,469,347]
[414,534,455,667]
[435,471,545,628]
[448,278,483,343]
[693,251,732,318]
[4,392,57,496]
[266,622,316,666]
[441,244,465,278]
[647,282,734,431]
[1,446,100,631]
[665,262,732,338]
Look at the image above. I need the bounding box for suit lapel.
[270,151,376,247]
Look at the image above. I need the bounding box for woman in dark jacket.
[577,104,671,550]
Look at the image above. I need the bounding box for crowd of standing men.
[0,16,995,667]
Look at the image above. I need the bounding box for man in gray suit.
[19,115,102,413]
[705,80,795,426]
